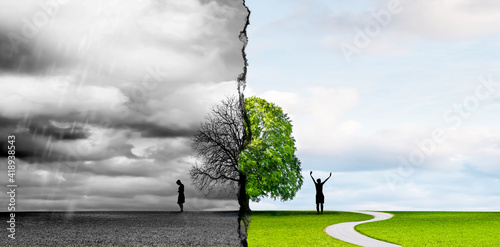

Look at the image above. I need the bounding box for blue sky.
[247,0,500,210]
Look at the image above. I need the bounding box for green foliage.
[248,211,372,247]
[239,96,303,202]
[356,211,500,246]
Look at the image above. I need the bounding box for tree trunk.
[237,174,250,246]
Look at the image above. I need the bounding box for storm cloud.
[0,0,248,211]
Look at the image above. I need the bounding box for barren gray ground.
[1,211,240,246]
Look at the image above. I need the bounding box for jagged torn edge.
[237,1,251,247]
[237,0,250,94]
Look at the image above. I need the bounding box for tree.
[240,96,303,205]
[190,95,303,245]
[190,95,248,246]
[190,96,244,195]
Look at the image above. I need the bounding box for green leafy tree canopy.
[239,96,303,202]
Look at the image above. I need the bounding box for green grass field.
[356,211,500,246]
[247,211,373,247]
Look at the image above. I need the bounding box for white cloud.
[311,0,500,56]
[144,80,238,131]
[391,0,500,39]
[253,169,500,211]
[0,75,127,118]
[255,87,500,178]
[258,87,361,155]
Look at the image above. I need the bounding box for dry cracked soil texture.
[1,211,240,246]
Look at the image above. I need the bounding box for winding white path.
[325,211,401,247]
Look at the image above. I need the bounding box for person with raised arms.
[310,171,332,214]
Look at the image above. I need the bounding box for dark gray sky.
[0,0,247,211]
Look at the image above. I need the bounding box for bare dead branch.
[190,96,245,195]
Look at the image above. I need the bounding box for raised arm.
[310,171,317,185]
[322,172,332,184]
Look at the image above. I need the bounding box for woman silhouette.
[310,171,332,214]
[176,180,185,212]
